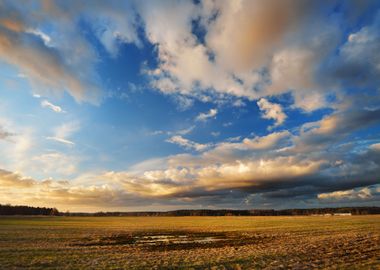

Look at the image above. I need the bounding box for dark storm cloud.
[292,109,380,152]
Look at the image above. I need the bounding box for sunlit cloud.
[318,186,380,201]
[257,98,286,129]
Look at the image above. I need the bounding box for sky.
[0,0,379,212]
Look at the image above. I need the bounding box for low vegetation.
[1,204,379,216]
[0,216,379,269]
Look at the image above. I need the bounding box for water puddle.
[74,231,271,250]
[134,234,225,245]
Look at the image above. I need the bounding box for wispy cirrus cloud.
[46,122,79,147]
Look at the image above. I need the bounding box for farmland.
[0,216,379,269]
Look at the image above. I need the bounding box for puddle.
[73,231,272,250]
[134,234,225,245]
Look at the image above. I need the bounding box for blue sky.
[0,0,379,212]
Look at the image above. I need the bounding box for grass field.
[0,216,379,269]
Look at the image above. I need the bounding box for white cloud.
[257,98,286,128]
[26,28,52,46]
[140,0,341,112]
[41,100,65,113]
[242,131,291,150]
[267,47,329,112]
[166,135,211,152]
[46,137,74,146]
[196,108,218,122]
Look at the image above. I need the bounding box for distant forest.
[0,204,59,216]
[1,204,379,216]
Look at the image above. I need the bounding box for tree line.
[0,204,59,216]
[1,204,379,216]
[71,207,380,216]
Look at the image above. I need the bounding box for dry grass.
[0,215,379,269]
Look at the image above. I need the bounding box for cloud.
[46,137,74,146]
[46,122,79,146]
[1,121,380,210]
[166,135,211,152]
[242,131,291,150]
[140,0,346,112]
[292,108,380,152]
[267,47,330,112]
[202,131,291,162]
[257,98,286,128]
[195,108,218,122]
[204,0,310,72]
[41,100,65,113]
[370,143,380,151]
[328,11,380,88]
[150,125,195,137]
[0,168,36,188]
[0,1,100,103]
[318,185,380,201]
[1,0,376,112]
[31,152,78,176]
[0,168,141,212]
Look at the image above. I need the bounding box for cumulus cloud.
[41,100,65,113]
[195,108,218,122]
[140,0,350,111]
[257,98,286,128]
[318,185,379,201]
[1,119,380,210]
[0,168,143,212]
[0,168,36,188]
[205,0,310,72]
[0,0,377,111]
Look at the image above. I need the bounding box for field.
[0,216,379,269]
